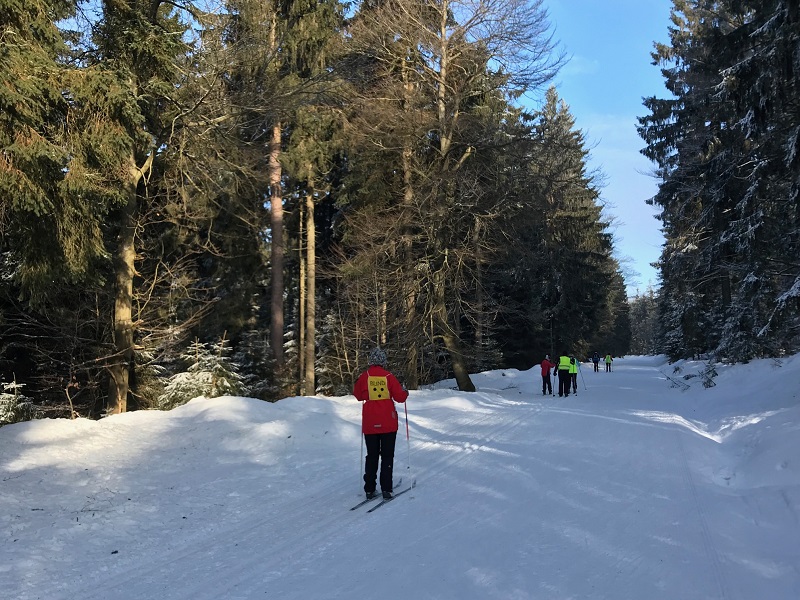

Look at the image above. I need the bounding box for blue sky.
[541,0,674,296]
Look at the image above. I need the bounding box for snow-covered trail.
[2,356,798,599]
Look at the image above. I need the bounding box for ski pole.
[359,431,364,485]
[404,400,414,488]
[579,363,588,390]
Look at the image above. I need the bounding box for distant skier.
[353,347,408,500]
[592,351,600,372]
[540,354,556,396]
[557,352,572,397]
[604,353,613,372]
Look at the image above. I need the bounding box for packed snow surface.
[1,355,799,599]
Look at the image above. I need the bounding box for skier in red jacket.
[353,347,408,500]
[540,354,556,396]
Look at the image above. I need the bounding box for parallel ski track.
[43,472,356,600]
[168,395,543,600]
[408,395,543,489]
[676,430,731,599]
[48,394,543,600]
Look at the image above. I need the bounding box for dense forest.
[1,0,632,420]
[638,0,800,362]
[6,1,797,424]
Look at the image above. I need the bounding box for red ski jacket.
[540,359,556,376]
[353,365,408,434]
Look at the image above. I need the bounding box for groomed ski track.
[10,357,799,600]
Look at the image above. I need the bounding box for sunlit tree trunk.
[299,199,306,384]
[108,152,151,414]
[268,123,285,368]
[303,180,316,394]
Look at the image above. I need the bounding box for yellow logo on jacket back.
[368,376,389,400]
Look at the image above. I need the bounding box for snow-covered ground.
[1,354,799,599]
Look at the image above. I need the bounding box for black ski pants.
[542,374,552,395]
[557,369,571,396]
[364,431,397,493]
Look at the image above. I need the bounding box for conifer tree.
[1,1,159,413]
[638,1,725,360]
[279,0,346,395]
[158,337,247,410]
[629,287,663,355]
[639,0,800,360]
[711,0,800,355]
[0,0,102,298]
[83,0,195,413]
[530,88,619,355]
[0,380,36,426]
[223,0,346,392]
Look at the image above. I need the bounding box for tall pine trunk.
[432,263,475,392]
[433,3,473,392]
[473,216,484,363]
[268,123,285,369]
[299,200,306,384]
[400,59,419,389]
[303,180,316,395]
[107,154,148,413]
[401,142,419,389]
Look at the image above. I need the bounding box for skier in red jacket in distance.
[540,354,556,396]
[353,347,408,500]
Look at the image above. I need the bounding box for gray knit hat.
[368,347,387,367]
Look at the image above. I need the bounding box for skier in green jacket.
[557,353,573,397]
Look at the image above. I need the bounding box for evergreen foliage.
[0,0,104,299]
[484,88,629,365]
[0,380,36,426]
[531,88,625,358]
[628,288,663,355]
[638,0,800,361]
[158,338,248,410]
